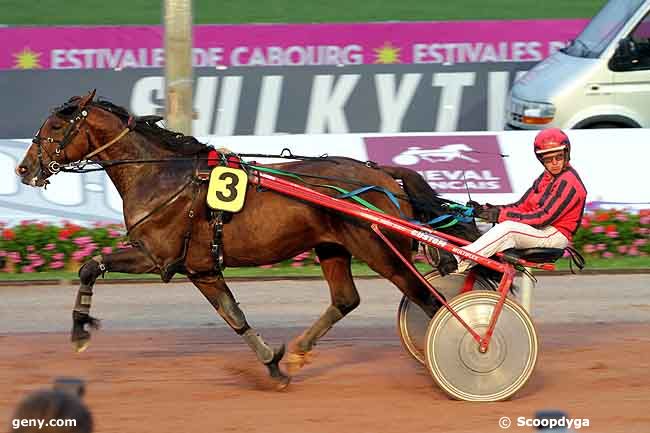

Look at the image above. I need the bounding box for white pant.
[457,220,569,271]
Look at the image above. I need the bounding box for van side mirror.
[616,38,632,58]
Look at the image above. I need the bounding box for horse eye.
[51,124,63,131]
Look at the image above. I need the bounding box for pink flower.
[640,216,650,225]
[52,253,64,260]
[26,245,35,252]
[21,266,35,273]
[101,247,113,255]
[108,229,122,238]
[627,247,639,256]
[606,231,619,239]
[602,251,614,259]
[291,261,303,267]
[73,236,93,246]
[43,243,56,251]
[615,213,628,222]
[617,245,628,254]
[292,252,311,261]
[633,239,647,247]
[258,264,273,269]
[591,226,605,234]
[49,261,65,269]
[72,250,89,262]
[583,244,596,254]
[596,243,607,251]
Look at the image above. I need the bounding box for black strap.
[211,211,225,272]
[564,246,586,274]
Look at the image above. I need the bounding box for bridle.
[32,107,89,178]
[31,105,133,180]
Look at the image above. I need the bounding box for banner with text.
[1,20,587,70]
[0,62,534,139]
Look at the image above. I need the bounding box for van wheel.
[585,122,624,129]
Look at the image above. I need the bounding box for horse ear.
[79,89,96,108]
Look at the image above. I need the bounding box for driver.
[452,128,587,273]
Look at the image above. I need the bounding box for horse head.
[16,90,137,187]
[16,91,206,189]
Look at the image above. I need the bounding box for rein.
[240,162,474,228]
[58,151,475,230]
[37,110,473,230]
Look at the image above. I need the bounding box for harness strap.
[126,177,194,236]
[211,211,225,272]
[249,164,475,229]
[84,120,133,160]
[250,165,386,213]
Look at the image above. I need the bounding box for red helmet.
[533,128,571,160]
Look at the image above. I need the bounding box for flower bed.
[1,221,128,273]
[2,208,649,273]
[573,209,650,259]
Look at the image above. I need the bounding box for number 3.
[207,167,248,212]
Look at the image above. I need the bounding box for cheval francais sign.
[363,135,512,194]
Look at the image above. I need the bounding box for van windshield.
[562,0,645,58]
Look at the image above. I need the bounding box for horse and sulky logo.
[364,135,512,193]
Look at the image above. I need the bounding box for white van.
[506,0,650,130]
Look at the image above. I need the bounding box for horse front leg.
[190,274,290,390]
[71,247,156,352]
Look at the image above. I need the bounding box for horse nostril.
[16,166,28,176]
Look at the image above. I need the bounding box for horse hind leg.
[72,247,156,352]
[349,239,442,318]
[191,275,290,390]
[287,243,360,374]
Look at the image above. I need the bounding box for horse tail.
[381,166,509,292]
[379,166,441,222]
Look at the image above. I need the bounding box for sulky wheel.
[424,291,538,402]
[397,271,494,364]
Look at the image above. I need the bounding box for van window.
[631,12,650,42]
[611,11,650,71]
[563,0,645,58]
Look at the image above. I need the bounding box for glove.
[476,205,500,223]
[466,200,482,211]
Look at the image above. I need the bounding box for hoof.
[265,344,291,390]
[273,373,291,391]
[285,350,316,375]
[72,337,90,353]
[71,312,100,353]
[71,328,91,353]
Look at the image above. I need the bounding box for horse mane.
[54,96,207,156]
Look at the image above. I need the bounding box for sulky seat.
[501,247,565,264]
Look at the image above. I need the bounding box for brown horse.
[16,91,485,389]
